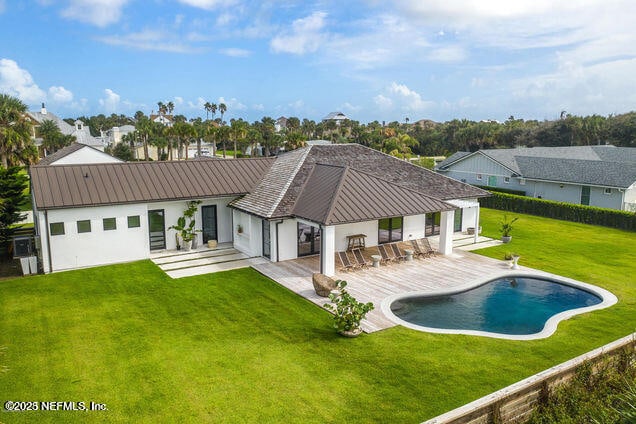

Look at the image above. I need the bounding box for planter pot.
[339,327,362,338]
[511,255,520,269]
[208,240,218,249]
[502,236,512,243]
[182,240,193,251]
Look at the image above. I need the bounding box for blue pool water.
[390,276,603,335]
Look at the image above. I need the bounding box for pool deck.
[252,238,547,333]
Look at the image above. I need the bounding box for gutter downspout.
[44,210,53,273]
[474,206,480,244]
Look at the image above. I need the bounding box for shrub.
[324,280,374,334]
[480,192,636,231]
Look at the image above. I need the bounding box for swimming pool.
[382,272,617,340]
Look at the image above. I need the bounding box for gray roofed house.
[30,143,489,276]
[322,111,348,123]
[436,145,636,211]
[28,104,106,151]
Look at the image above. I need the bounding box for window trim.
[604,188,612,195]
[50,222,65,236]
[77,220,91,233]
[476,173,482,181]
[503,176,510,184]
[103,217,117,231]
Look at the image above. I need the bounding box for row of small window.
[50,216,141,236]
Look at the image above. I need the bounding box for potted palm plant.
[500,214,519,243]
[170,201,201,251]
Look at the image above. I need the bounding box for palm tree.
[167,101,174,115]
[0,94,37,167]
[204,102,212,120]
[230,119,248,157]
[210,103,217,121]
[135,116,154,160]
[218,103,227,125]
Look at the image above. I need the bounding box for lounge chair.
[410,239,426,259]
[352,248,371,268]
[378,244,397,264]
[390,243,406,261]
[337,251,357,272]
[418,238,435,257]
[420,238,435,256]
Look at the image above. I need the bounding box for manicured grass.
[0,210,634,423]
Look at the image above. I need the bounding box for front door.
[581,186,591,206]
[148,209,166,250]
[262,220,271,258]
[201,205,217,243]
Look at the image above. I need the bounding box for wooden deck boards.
[252,247,521,333]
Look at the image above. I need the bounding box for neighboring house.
[322,111,349,125]
[30,144,488,275]
[436,145,636,211]
[105,125,136,146]
[275,116,287,132]
[150,114,174,127]
[305,139,334,146]
[27,104,106,151]
[37,143,122,166]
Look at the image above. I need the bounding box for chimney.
[41,103,47,115]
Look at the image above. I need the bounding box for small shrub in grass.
[324,280,374,336]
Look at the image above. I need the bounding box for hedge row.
[475,185,527,196]
[480,192,636,231]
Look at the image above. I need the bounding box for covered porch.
[252,236,521,333]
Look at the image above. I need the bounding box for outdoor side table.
[371,255,381,268]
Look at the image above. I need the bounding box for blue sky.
[1,0,635,123]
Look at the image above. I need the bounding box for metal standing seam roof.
[292,164,456,225]
[30,158,275,210]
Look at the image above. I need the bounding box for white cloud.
[374,82,434,113]
[61,0,129,27]
[99,88,120,113]
[174,96,184,106]
[270,12,328,55]
[48,86,73,103]
[340,102,361,112]
[218,96,247,111]
[187,97,207,110]
[373,94,392,109]
[219,48,251,57]
[177,0,236,11]
[427,45,466,63]
[0,58,46,104]
[97,29,202,53]
[252,103,265,111]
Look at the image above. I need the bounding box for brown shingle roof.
[31,158,275,210]
[292,164,455,225]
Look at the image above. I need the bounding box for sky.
[1,0,636,124]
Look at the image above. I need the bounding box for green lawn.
[0,209,634,423]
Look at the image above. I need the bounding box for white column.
[320,225,336,277]
[474,206,480,244]
[438,210,455,255]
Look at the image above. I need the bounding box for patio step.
[152,246,238,265]
[165,257,269,279]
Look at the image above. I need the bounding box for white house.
[30,144,488,275]
[38,143,122,166]
[322,112,349,125]
[436,146,636,211]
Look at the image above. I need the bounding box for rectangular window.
[581,186,591,205]
[476,173,482,181]
[487,175,497,186]
[378,217,403,244]
[103,217,117,231]
[50,222,65,236]
[77,220,91,233]
[128,215,140,228]
[604,188,612,195]
[503,177,510,184]
[519,178,526,185]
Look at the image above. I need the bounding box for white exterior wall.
[276,219,299,261]
[50,148,121,165]
[39,197,236,273]
[231,210,264,257]
[333,220,378,251]
[462,206,478,231]
[438,210,455,255]
[403,214,426,240]
[43,204,148,272]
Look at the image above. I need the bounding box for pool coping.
[380,270,618,341]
